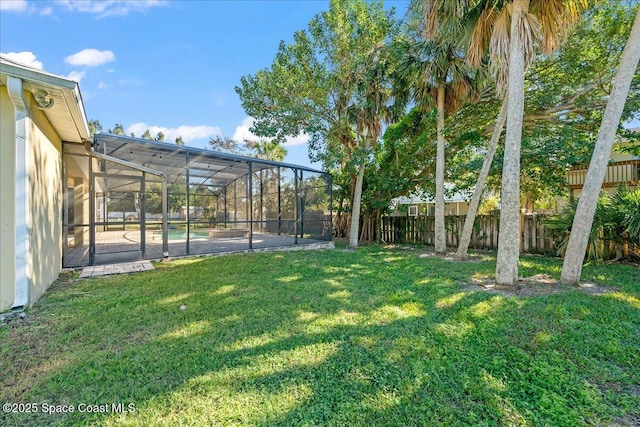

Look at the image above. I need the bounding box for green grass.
[1,245,639,426]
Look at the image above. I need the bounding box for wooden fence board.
[378,214,559,255]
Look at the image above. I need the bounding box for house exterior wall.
[28,93,63,307]
[0,88,63,312]
[569,151,639,199]
[556,146,639,213]
[395,201,471,217]
[0,86,16,311]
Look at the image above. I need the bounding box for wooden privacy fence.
[379,213,559,255]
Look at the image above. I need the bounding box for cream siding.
[28,94,63,306]
[0,86,16,311]
[0,88,64,312]
[1,58,90,312]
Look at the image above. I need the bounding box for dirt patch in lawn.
[461,274,617,297]
[418,252,490,263]
[411,252,617,297]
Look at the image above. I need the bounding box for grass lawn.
[1,245,639,426]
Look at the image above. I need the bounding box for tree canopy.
[236,0,399,249]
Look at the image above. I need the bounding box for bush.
[545,185,640,262]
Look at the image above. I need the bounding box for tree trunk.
[495,0,529,286]
[435,82,447,254]
[561,8,640,285]
[375,208,381,244]
[456,97,508,259]
[334,194,347,237]
[348,158,367,250]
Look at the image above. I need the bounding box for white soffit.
[0,57,90,143]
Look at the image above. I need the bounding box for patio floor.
[79,260,155,278]
[64,230,330,267]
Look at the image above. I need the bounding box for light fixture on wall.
[32,89,54,110]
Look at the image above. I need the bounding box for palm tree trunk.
[435,82,447,254]
[495,0,529,286]
[561,8,640,285]
[456,97,508,259]
[348,148,368,250]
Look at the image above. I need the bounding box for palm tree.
[399,3,481,254]
[347,39,397,250]
[425,0,589,284]
[561,7,640,285]
[252,139,287,162]
[491,0,537,285]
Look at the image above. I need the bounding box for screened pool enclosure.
[62,134,333,267]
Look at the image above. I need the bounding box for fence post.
[380,213,575,255]
[532,215,538,253]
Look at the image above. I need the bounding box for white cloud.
[66,70,86,82]
[232,117,259,143]
[97,81,108,89]
[55,0,165,18]
[233,117,308,147]
[39,6,53,15]
[0,0,27,12]
[1,51,43,70]
[126,123,221,144]
[284,133,310,147]
[65,49,115,67]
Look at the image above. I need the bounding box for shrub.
[545,184,640,262]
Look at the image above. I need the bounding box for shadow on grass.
[1,246,638,426]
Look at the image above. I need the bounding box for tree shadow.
[1,247,638,426]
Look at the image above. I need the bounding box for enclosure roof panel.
[93,133,325,186]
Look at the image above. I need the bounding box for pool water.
[154,230,210,241]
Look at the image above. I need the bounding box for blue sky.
[1,0,408,168]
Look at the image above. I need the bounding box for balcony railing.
[567,159,639,189]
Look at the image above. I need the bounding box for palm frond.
[545,197,605,262]
[424,0,440,39]
[520,11,542,69]
[467,6,499,68]
[532,0,588,54]
[489,3,541,94]
[612,184,640,243]
[489,4,512,93]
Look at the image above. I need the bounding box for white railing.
[568,160,639,189]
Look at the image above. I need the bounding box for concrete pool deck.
[64,230,332,267]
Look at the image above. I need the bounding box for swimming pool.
[153,230,210,241]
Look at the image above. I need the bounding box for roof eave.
[0,58,91,143]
